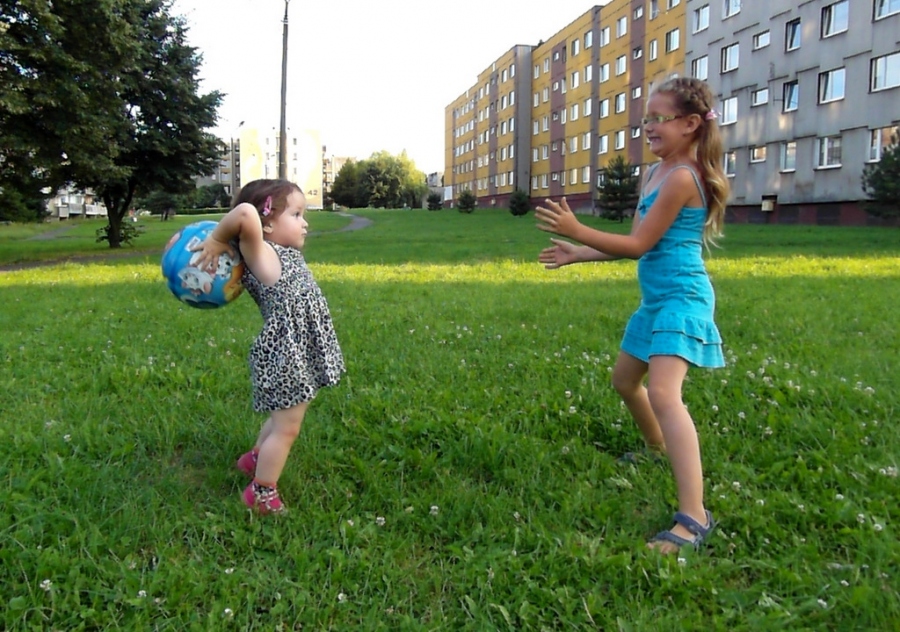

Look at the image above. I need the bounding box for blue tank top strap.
[663,165,708,209]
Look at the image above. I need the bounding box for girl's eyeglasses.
[641,114,684,125]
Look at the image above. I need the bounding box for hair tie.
[705,109,719,121]
[261,196,273,216]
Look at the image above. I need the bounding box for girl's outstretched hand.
[189,236,234,272]
[535,197,581,238]
[538,238,580,269]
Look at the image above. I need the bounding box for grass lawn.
[0,209,898,630]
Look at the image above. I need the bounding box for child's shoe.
[242,482,285,514]
[236,449,258,477]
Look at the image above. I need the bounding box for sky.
[172,0,604,175]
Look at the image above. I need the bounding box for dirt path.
[0,212,373,272]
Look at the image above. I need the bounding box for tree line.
[330,151,428,209]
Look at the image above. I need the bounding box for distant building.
[238,127,324,209]
[46,186,107,220]
[323,153,354,209]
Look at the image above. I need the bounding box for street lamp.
[278,0,290,180]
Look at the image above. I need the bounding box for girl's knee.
[646,383,684,416]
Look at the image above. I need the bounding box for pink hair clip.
[261,196,273,216]
[705,109,720,121]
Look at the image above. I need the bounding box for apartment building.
[445,0,900,223]
[237,127,324,209]
[688,0,900,224]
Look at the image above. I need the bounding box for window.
[570,168,578,184]
[615,93,626,113]
[533,92,539,107]
[561,77,567,94]
[582,133,591,150]
[869,126,899,160]
[615,130,626,150]
[543,87,550,102]
[571,103,579,120]
[650,0,660,19]
[692,56,708,80]
[585,30,594,48]
[724,151,736,176]
[634,6,644,19]
[584,98,592,117]
[821,1,849,37]
[785,19,801,51]
[599,99,610,118]
[721,96,738,124]
[533,120,539,135]
[783,81,799,111]
[572,38,581,56]
[600,63,610,82]
[665,29,680,52]
[631,126,642,139]
[541,174,549,188]
[780,141,797,171]
[633,46,643,60]
[816,135,842,167]
[875,0,900,19]
[818,68,846,103]
[561,108,567,124]
[668,0,681,8]
[751,88,769,106]
[570,137,578,153]
[632,86,642,99]
[616,55,627,76]
[723,0,741,18]
[582,166,591,183]
[598,134,609,154]
[571,71,580,89]
[871,52,900,91]
[693,5,710,32]
[649,39,658,61]
[584,65,592,83]
[542,144,550,159]
[532,148,539,162]
[542,116,549,131]
[721,43,739,73]
[753,30,770,50]
[750,146,767,162]
[600,26,610,47]
[617,16,628,37]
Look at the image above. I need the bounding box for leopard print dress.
[242,243,344,412]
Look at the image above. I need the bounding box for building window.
[632,86,642,99]
[615,130,626,150]
[692,55,708,80]
[561,108,567,124]
[585,30,594,48]
[598,134,609,154]
[668,0,681,8]
[584,64,592,82]
[871,52,900,91]
[634,5,644,19]
[751,87,769,106]
[821,1,849,38]
[542,116,549,131]
[600,26,610,47]
[571,70,580,89]
[599,98,610,118]
[869,126,899,160]
[783,81,799,111]
[541,174,549,188]
[570,137,578,153]
[721,43,739,73]
[753,30,770,50]
[571,103,579,120]
[600,63,610,82]
[721,96,738,124]
[532,148,539,163]
[542,144,550,159]
[616,55,627,76]
[875,0,900,19]
[582,133,591,150]
[631,126,642,139]
[572,38,581,56]
[724,151,736,176]
[544,58,550,73]
[750,146,767,163]
[533,92,539,107]
[816,135,842,167]
[785,19,801,51]
[693,4,709,32]
[780,141,797,171]
[615,93,626,113]
[649,39,658,60]
[723,0,741,18]
[584,97,592,117]
[543,87,550,102]
[818,68,846,103]
[582,166,591,183]
[570,168,578,184]
[633,46,643,60]
[533,120,539,135]
[665,29,680,52]
[650,0,660,19]
[616,16,628,37]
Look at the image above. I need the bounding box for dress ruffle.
[622,309,725,368]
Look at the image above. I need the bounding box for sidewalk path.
[0,212,373,272]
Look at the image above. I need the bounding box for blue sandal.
[649,510,716,550]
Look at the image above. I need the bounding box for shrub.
[509,189,530,216]
[426,192,443,211]
[457,189,476,214]
[861,133,900,219]
[596,155,640,222]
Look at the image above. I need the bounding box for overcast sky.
[173,0,605,174]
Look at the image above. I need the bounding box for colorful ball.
[161,220,245,309]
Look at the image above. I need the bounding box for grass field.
[1,209,898,630]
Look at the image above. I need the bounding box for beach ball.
[161,221,245,309]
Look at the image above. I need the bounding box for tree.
[330,151,427,209]
[426,192,443,210]
[508,189,530,216]
[331,160,364,208]
[457,189,476,213]
[596,155,640,222]
[861,134,900,219]
[0,0,223,246]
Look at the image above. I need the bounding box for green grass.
[1,209,898,630]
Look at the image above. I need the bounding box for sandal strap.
[673,510,715,538]
[650,529,699,548]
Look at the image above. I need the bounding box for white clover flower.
[711,405,719,412]
[138,590,147,598]
[732,481,741,491]
[376,516,385,526]
[513,511,521,522]
[738,412,746,419]
[63,434,71,442]
[817,599,828,609]
[337,592,347,603]
[568,406,577,414]
[857,514,866,524]
[677,557,686,566]
[797,504,805,511]
[874,524,883,532]
[840,580,850,587]
[40,579,52,592]
[835,494,844,500]
[756,499,765,506]
[225,568,234,575]
[565,390,572,399]
[224,608,234,618]
[430,505,439,516]
[346,519,354,527]
[561,445,570,455]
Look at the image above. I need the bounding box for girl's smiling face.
[267,190,308,248]
[643,92,694,158]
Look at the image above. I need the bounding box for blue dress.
[620,165,725,368]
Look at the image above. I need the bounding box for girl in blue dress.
[535,77,729,553]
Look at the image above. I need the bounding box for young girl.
[193,179,345,514]
[534,77,728,553]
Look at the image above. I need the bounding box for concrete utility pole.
[278,0,290,180]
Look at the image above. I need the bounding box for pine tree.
[861,134,900,219]
[596,155,640,222]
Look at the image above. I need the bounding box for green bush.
[427,192,443,211]
[95,220,144,246]
[457,189,476,214]
[509,189,531,216]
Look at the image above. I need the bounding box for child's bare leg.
[253,417,275,450]
[611,352,666,451]
[645,355,708,552]
[254,402,309,487]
